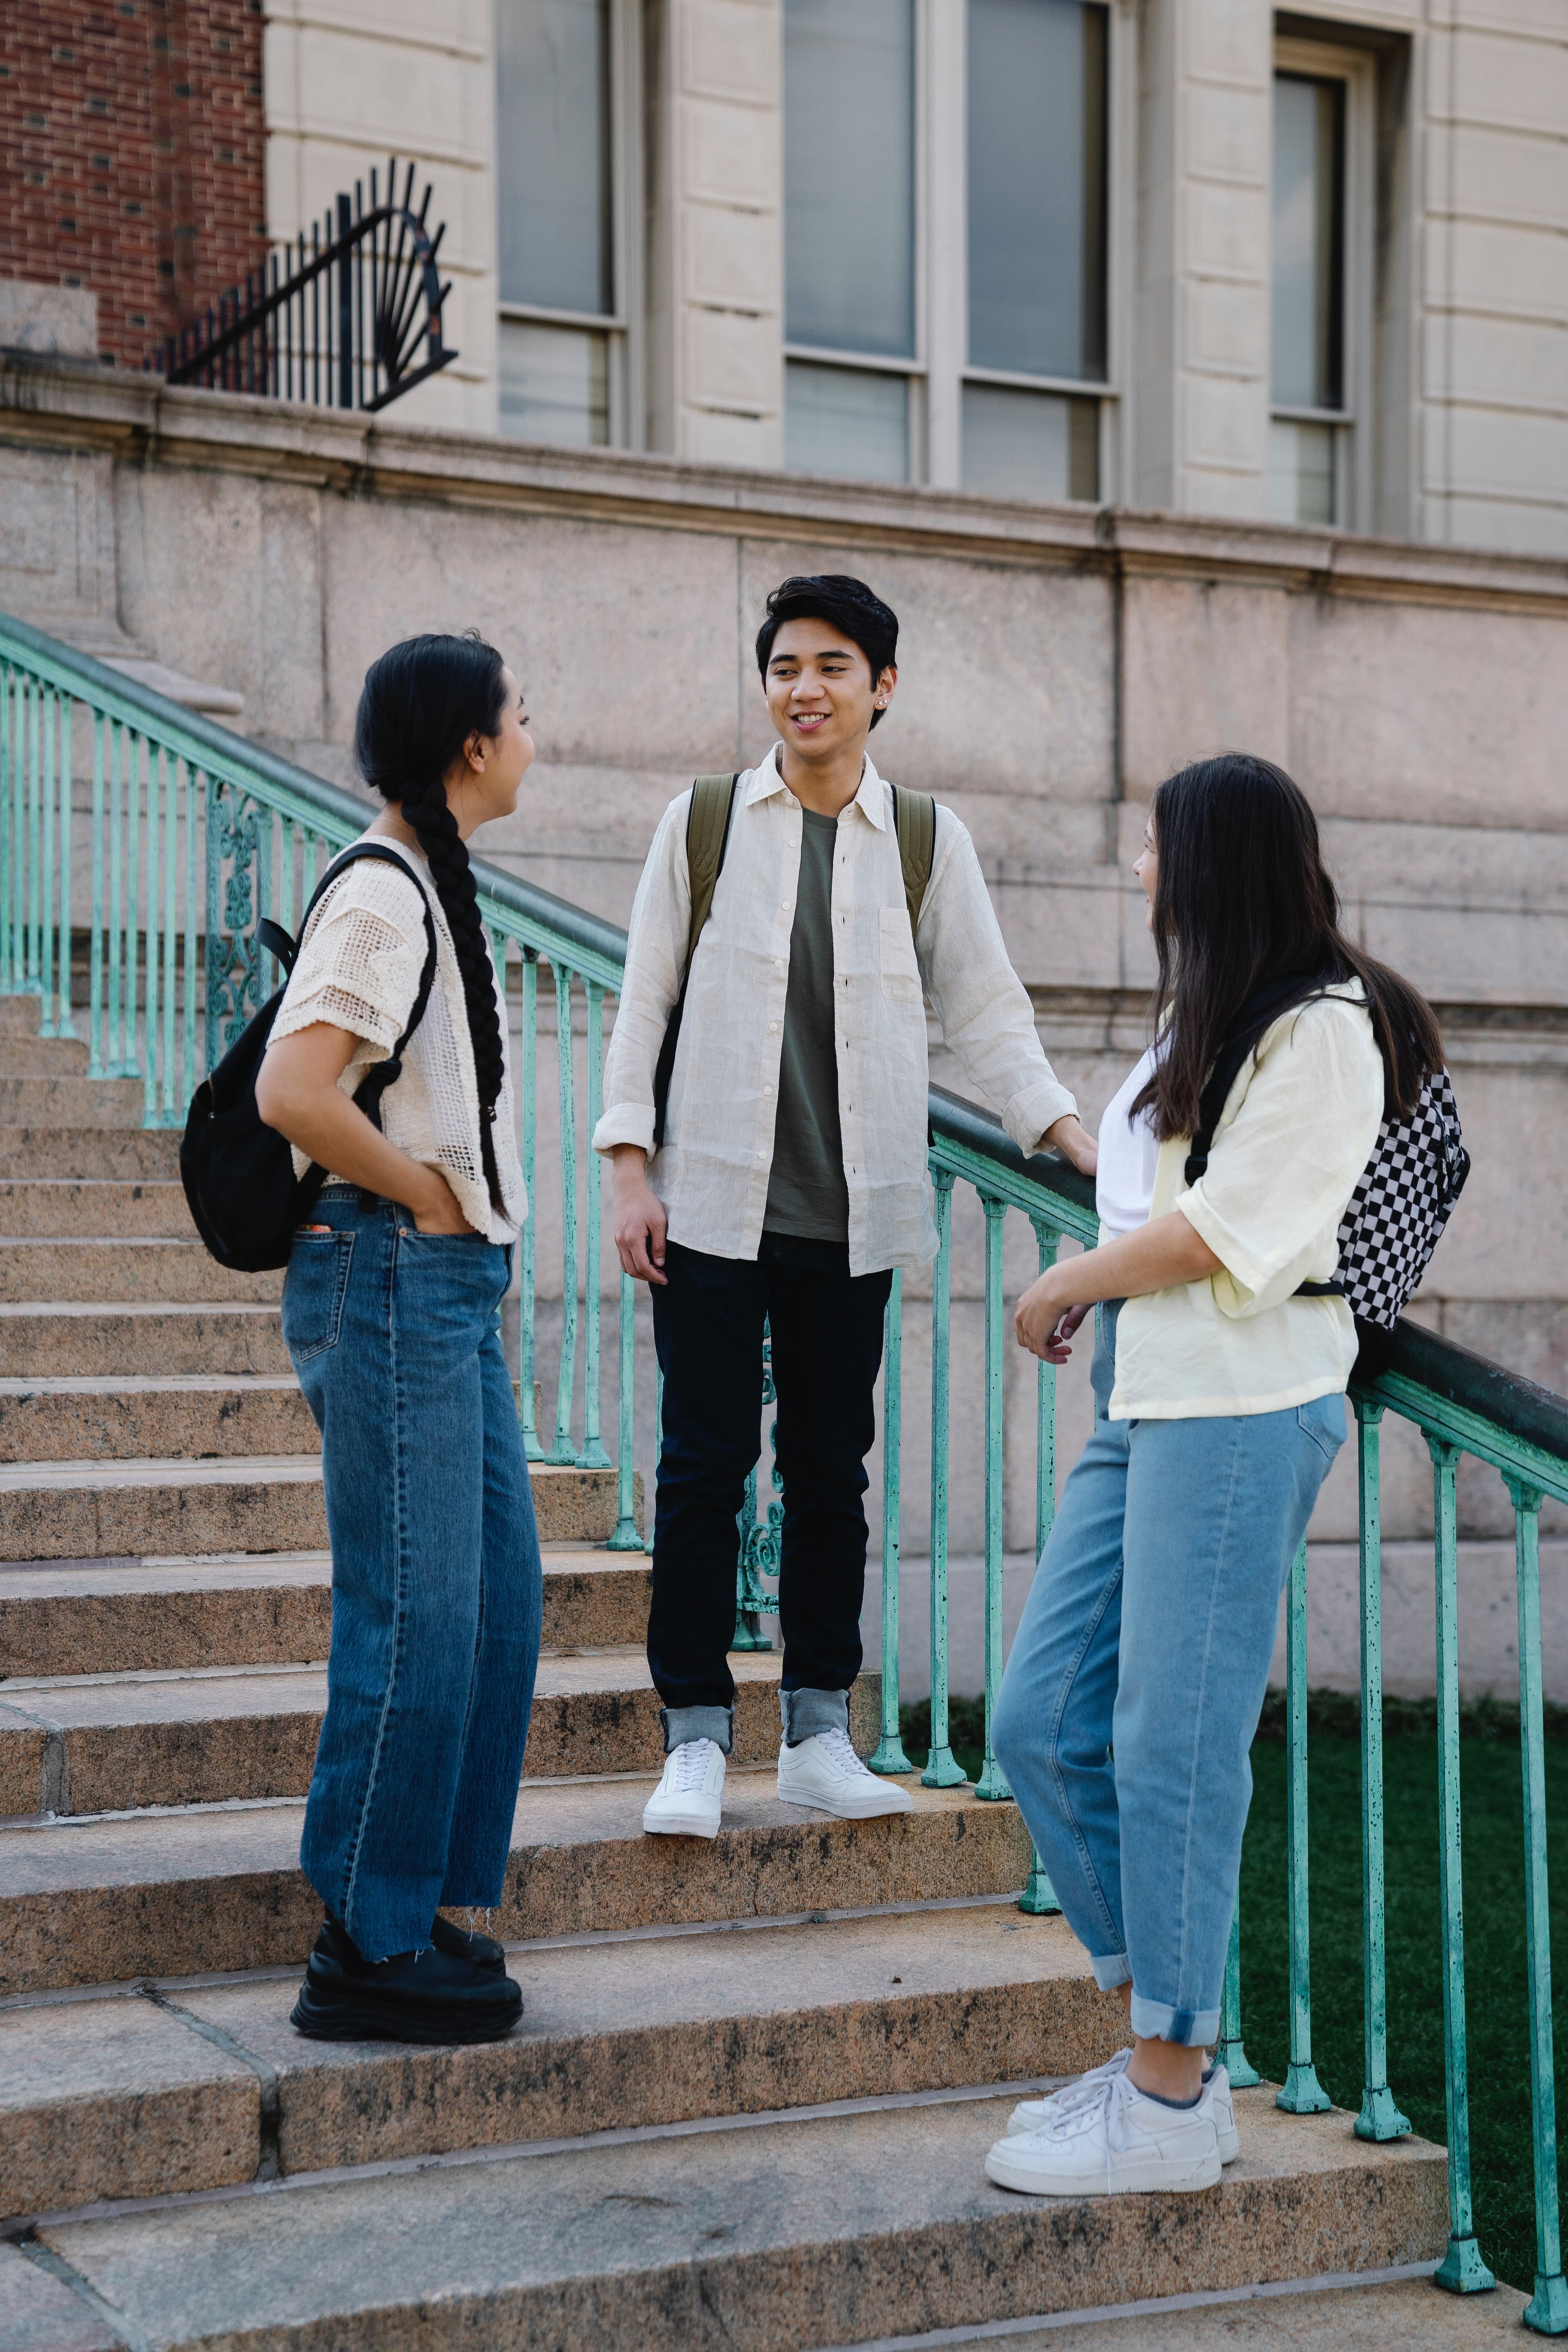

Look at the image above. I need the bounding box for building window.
[783,0,916,483]
[495,0,638,446]
[1269,40,1371,528]
[782,0,1110,498]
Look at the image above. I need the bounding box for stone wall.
[2,359,1566,1650]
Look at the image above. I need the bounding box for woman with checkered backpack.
[983,753,1460,2203]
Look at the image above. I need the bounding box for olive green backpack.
[649,773,935,1147]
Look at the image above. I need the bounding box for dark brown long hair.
[1132,754,1443,1142]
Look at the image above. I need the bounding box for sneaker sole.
[641,1812,721,1839]
[984,2144,1223,2196]
[290,1989,523,2047]
[1004,2110,1240,2164]
[776,1785,916,1820]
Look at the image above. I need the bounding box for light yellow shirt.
[1108,984,1385,1421]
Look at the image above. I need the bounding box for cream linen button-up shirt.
[592,749,1077,1277]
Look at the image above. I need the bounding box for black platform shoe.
[290,1916,523,2045]
[429,1911,506,1972]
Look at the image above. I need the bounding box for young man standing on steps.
[594,575,1096,1840]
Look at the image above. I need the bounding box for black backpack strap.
[290,843,442,1176]
[1182,971,1336,1188]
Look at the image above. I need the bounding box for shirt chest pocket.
[878,904,923,1005]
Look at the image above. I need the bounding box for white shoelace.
[668,1738,718,1790]
[1043,2049,1132,2118]
[809,1726,873,1778]
[1035,2068,1143,2196]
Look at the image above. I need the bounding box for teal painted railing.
[4,608,1567,2321]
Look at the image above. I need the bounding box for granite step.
[0,1375,317,1463]
[0,1647,817,1815]
[0,1240,283,1304]
[0,1900,1113,2219]
[0,1125,184,1180]
[0,1302,290,1378]
[22,2087,1448,2352]
[0,1544,652,1678]
[0,1076,149,1129]
[0,1769,1020,1995]
[0,1178,196,1237]
[0,1033,92,1076]
[0,1455,637,1562]
[0,995,45,1036]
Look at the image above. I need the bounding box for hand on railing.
[611,1145,668,1285]
[1044,1112,1098,1178]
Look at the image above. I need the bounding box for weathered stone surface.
[0,1699,45,1812]
[0,1991,258,2219]
[0,1240,282,1305]
[0,1179,193,1238]
[0,1303,291,1379]
[0,1078,147,1131]
[39,2091,1448,2351]
[993,2275,1530,2349]
[0,1771,1026,1993]
[0,1126,184,1181]
[0,1038,91,1078]
[0,1377,317,1464]
[0,2238,122,2352]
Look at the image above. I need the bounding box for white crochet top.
[268,834,526,1243]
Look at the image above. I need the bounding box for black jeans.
[648,1234,893,1745]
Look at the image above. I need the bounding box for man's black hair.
[755,575,899,731]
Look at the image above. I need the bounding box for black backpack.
[1185,974,1469,1353]
[180,843,439,1273]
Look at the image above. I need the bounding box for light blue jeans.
[993,1301,1344,2047]
[283,1190,542,1962]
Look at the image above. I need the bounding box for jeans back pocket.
[282,1228,355,1363]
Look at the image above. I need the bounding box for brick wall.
[0,0,267,368]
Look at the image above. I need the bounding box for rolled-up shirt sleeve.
[920,811,1076,1154]
[593,792,692,1158]
[1177,999,1385,1316]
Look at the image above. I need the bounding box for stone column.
[644,0,783,468]
[1134,0,1273,519]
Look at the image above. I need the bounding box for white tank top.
[1096,1046,1161,1241]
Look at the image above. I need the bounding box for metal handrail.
[147,158,456,415]
[2,607,1566,2316]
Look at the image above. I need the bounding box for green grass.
[900,1693,1568,2294]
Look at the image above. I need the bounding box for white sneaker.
[642,1738,725,1839]
[776,1727,915,1820]
[1008,2053,1239,2164]
[985,2069,1222,2196]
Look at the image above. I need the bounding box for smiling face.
[764,618,895,764]
[1134,815,1157,931]
[449,664,535,832]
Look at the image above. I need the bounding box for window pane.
[785,363,909,482]
[1267,418,1335,523]
[499,321,609,445]
[496,0,612,316]
[784,0,915,359]
[963,383,1098,501]
[968,0,1108,381]
[1272,74,1344,411]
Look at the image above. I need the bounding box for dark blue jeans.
[649,1235,892,1749]
[283,1192,542,1961]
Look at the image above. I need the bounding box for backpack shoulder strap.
[297,842,441,1076]
[891,784,936,940]
[684,774,739,972]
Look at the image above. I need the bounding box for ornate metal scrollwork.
[733,1320,784,1650]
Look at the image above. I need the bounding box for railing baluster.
[124,733,141,1078]
[1503,1473,1568,2335]
[975,1192,1010,1799]
[1354,1397,1410,2141]
[161,747,178,1120]
[871,1268,913,1774]
[546,960,579,1464]
[0,663,10,993]
[924,1167,967,1788]
[1217,1902,1260,2087]
[607,1268,641,1550]
[1429,1434,1495,2294]
[183,766,199,1106]
[1277,1538,1330,2111]
[39,683,55,1029]
[24,673,40,1001]
[143,740,161,1124]
[57,691,75,1036]
[88,712,104,1074]
[579,980,610,1468]
[518,951,542,1459]
[108,722,124,1070]
[1019,1215,1062,1912]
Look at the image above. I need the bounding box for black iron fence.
[147,159,457,414]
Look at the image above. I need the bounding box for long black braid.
[353,634,510,1208]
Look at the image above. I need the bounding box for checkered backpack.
[1187,980,1470,1334]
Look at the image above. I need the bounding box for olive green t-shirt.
[763,807,849,1244]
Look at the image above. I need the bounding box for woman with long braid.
[256,634,540,2045]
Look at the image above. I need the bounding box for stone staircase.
[0,992,1509,2349]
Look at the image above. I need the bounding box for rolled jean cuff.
[660,1705,733,1756]
[1130,1990,1221,2049]
[781,1686,850,1745]
[1090,1950,1133,1994]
